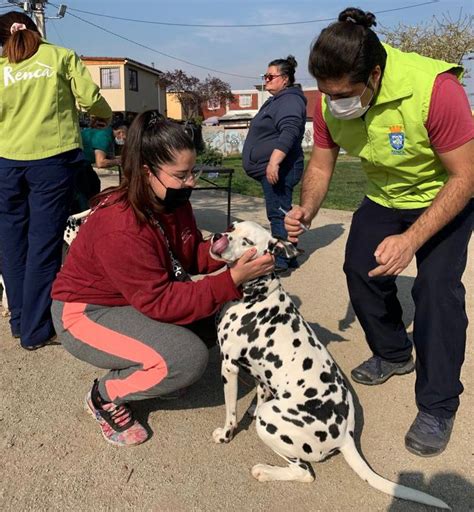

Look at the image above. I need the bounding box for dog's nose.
[213,233,223,242]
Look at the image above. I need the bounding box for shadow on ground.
[338,275,416,335]
[388,471,474,511]
[134,346,255,418]
[297,223,345,264]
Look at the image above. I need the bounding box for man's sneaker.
[405,411,454,457]
[351,355,415,385]
[85,380,149,447]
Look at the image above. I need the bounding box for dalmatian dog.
[63,209,91,247]
[209,221,449,510]
[0,209,90,318]
[0,274,9,317]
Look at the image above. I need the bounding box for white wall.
[202,122,314,156]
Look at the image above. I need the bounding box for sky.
[4,0,473,99]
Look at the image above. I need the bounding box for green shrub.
[197,146,224,167]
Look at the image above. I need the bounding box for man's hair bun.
[338,7,377,28]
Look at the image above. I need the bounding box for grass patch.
[209,154,367,211]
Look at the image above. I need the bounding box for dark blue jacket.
[242,86,307,179]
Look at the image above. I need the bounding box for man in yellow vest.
[286,8,473,457]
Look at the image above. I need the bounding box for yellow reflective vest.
[322,44,462,209]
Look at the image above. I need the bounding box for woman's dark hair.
[93,110,196,224]
[268,55,298,86]
[308,7,387,84]
[112,119,130,131]
[0,11,42,63]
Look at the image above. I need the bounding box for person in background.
[242,55,307,273]
[81,116,120,170]
[112,120,129,151]
[51,112,274,447]
[285,7,473,457]
[0,11,112,350]
[73,116,120,213]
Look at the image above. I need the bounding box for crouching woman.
[51,112,274,447]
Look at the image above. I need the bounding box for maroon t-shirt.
[313,72,474,153]
[52,198,241,325]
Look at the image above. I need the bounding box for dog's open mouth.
[211,234,229,257]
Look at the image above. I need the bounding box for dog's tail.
[339,440,450,510]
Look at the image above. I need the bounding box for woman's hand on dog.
[230,249,275,286]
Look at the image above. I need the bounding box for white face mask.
[114,137,125,145]
[326,81,374,120]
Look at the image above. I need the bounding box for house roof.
[80,56,163,77]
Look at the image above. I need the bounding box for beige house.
[166,92,184,120]
[81,57,167,118]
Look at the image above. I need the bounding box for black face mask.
[158,186,193,211]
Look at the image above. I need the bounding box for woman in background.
[0,11,112,350]
[242,55,307,272]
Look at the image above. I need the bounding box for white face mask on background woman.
[326,80,374,120]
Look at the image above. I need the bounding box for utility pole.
[7,0,67,39]
[32,1,47,39]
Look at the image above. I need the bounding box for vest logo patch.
[388,125,405,155]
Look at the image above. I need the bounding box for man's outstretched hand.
[369,234,417,277]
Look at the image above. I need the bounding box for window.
[239,94,252,108]
[128,68,138,92]
[100,67,120,89]
[207,98,220,110]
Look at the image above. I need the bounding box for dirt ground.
[1,184,472,512]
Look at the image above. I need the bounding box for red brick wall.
[201,103,226,119]
[201,92,259,119]
[228,93,258,111]
[201,90,318,120]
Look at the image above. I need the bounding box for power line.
[50,19,66,47]
[49,0,443,83]
[63,1,440,28]
[49,2,259,80]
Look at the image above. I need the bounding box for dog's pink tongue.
[212,236,229,255]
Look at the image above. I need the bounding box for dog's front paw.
[251,464,274,481]
[212,427,234,444]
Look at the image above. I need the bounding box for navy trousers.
[259,161,304,268]
[344,197,473,418]
[0,163,76,348]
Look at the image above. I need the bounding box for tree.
[379,12,473,65]
[161,69,234,121]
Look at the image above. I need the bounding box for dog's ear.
[267,239,299,259]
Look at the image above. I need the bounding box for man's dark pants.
[344,197,473,419]
[0,164,76,348]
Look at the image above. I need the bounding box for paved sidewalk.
[0,177,472,511]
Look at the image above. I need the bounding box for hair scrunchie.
[10,23,27,34]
